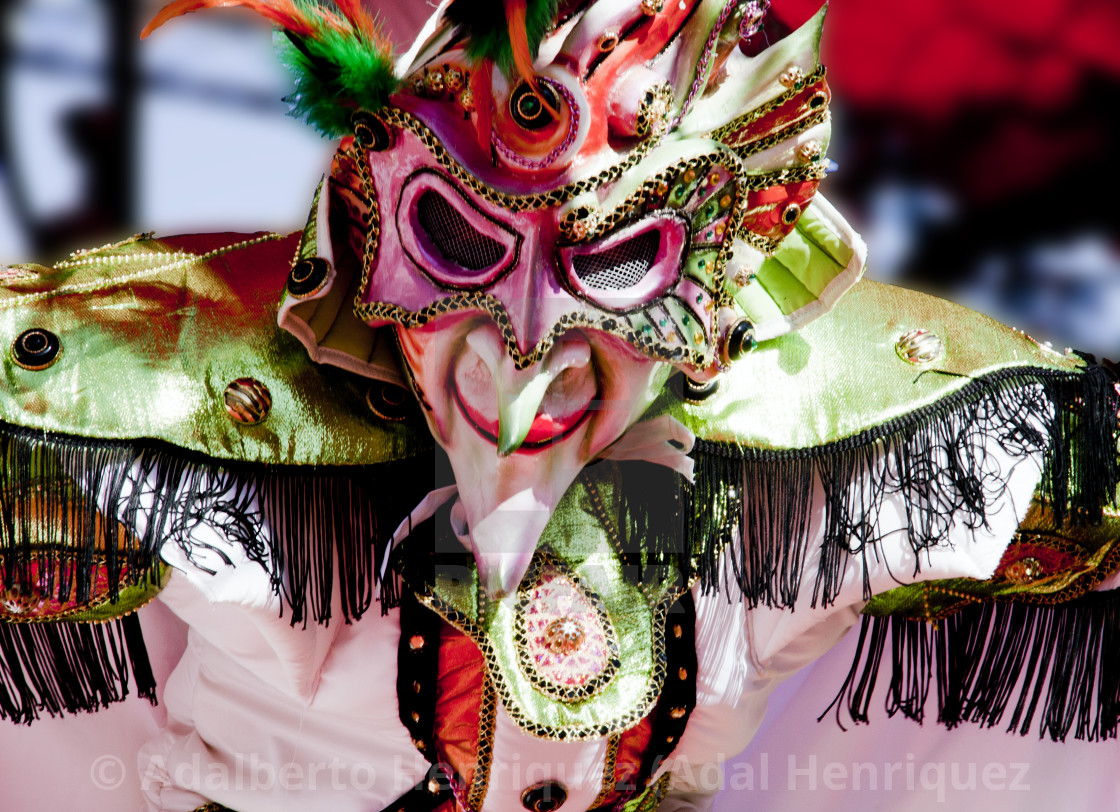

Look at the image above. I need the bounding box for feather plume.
[332,0,380,41]
[471,57,496,156]
[142,0,316,38]
[444,0,560,78]
[144,1,399,138]
[503,0,535,85]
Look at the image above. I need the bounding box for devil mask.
[147,0,866,596]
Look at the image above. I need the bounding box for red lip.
[452,385,594,449]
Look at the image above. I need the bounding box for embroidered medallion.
[515,556,621,703]
[404,464,690,741]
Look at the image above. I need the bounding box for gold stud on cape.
[11,328,62,371]
[366,382,412,422]
[723,319,757,362]
[641,0,665,15]
[521,782,568,812]
[1,584,45,616]
[286,256,331,299]
[223,378,272,425]
[683,375,719,403]
[895,329,946,366]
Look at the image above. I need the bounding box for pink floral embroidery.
[522,566,611,689]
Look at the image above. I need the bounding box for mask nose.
[487,229,583,362]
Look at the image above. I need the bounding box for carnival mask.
[150,0,866,596]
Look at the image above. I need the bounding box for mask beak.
[449,328,594,597]
[466,489,556,598]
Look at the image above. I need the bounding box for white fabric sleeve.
[663,426,1045,797]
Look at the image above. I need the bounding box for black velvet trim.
[627,590,698,796]
[824,589,1120,742]
[689,364,1120,609]
[391,591,465,812]
[396,589,443,765]
[376,766,456,812]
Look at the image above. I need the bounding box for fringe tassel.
[614,462,691,586]
[0,615,155,724]
[0,422,429,628]
[378,459,694,610]
[690,365,1120,608]
[824,590,1120,742]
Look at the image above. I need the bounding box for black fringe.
[378,459,694,611]
[0,421,430,628]
[610,461,691,588]
[824,590,1120,742]
[688,365,1120,608]
[0,614,156,724]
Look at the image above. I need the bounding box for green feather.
[277,2,399,138]
[444,0,561,76]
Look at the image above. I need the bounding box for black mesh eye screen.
[415,190,506,271]
[571,230,660,290]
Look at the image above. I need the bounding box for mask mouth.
[450,335,598,451]
[451,384,596,449]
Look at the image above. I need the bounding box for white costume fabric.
[0,431,1062,812]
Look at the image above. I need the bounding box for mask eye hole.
[398,171,521,290]
[571,230,660,290]
[560,217,687,312]
[416,191,506,271]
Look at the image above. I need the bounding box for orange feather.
[142,0,315,39]
[502,0,535,86]
[332,0,381,42]
[472,58,495,158]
